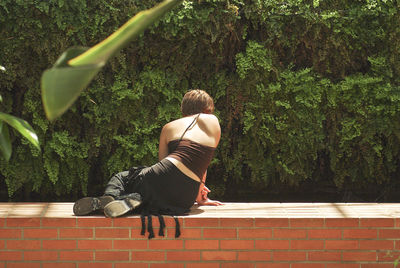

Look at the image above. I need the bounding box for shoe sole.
[103,199,141,218]
[73,196,114,216]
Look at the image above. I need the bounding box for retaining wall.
[1,203,399,267]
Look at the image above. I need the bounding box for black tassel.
[174,216,181,238]
[140,214,146,236]
[158,215,165,236]
[147,215,155,239]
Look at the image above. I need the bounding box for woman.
[73,89,222,236]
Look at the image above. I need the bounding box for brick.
[0,229,22,238]
[308,229,342,239]
[78,264,113,268]
[256,264,290,268]
[186,264,220,268]
[343,251,377,261]
[131,228,148,239]
[273,251,306,261]
[115,264,148,268]
[255,218,289,227]
[220,218,254,227]
[379,229,400,238]
[0,251,22,261]
[165,216,182,226]
[24,251,58,261]
[238,228,272,238]
[113,217,142,227]
[326,265,360,268]
[185,239,219,249]
[0,240,3,249]
[43,239,76,249]
[291,240,324,250]
[59,251,93,261]
[42,263,76,268]
[220,240,254,249]
[273,229,307,238]
[149,264,184,268]
[95,228,129,238]
[167,251,200,261]
[290,218,324,227]
[309,251,342,261]
[184,218,219,227]
[6,218,41,227]
[343,229,377,239]
[220,264,254,268]
[95,251,129,261]
[7,264,41,268]
[113,239,147,249]
[132,251,165,261]
[325,218,359,227]
[24,228,58,238]
[168,228,202,238]
[202,251,236,261]
[77,218,113,227]
[0,219,3,227]
[60,228,93,238]
[325,240,358,250]
[78,239,112,250]
[148,239,183,249]
[237,251,271,261]
[255,240,290,249]
[203,228,237,238]
[361,264,394,268]
[359,240,394,250]
[7,240,41,250]
[360,218,394,227]
[292,264,325,268]
[41,218,76,227]
[377,251,400,261]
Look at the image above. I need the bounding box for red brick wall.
[1,217,399,267]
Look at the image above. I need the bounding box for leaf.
[41,47,104,121]
[0,112,40,150]
[69,0,183,66]
[0,121,11,161]
[41,0,183,121]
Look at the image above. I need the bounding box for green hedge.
[0,0,399,201]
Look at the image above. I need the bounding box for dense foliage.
[0,0,399,201]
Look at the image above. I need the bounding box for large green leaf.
[0,112,40,151]
[0,121,11,161]
[41,0,182,121]
[41,47,104,121]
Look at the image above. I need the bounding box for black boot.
[103,193,142,218]
[73,196,115,216]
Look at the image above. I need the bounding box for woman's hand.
[197,198,224,206]
[196,185,223,206]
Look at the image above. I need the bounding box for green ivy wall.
[0,0,399,201]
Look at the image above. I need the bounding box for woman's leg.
[73,171,129,216]
[103,170,144,218]
[104,171,130,198]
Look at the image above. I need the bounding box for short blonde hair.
[181,89,214,116]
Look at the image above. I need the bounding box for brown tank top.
[167,113,216,180]
[167,139,215,180]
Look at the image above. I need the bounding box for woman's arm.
[196,171,223,206]
[158,124,170,161]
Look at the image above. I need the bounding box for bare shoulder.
[198,113,221,138]
[160,117,186,141]
[199,113,220,127]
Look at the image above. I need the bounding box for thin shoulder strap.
[178,113,200,141]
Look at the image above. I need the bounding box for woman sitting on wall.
[73,89,223,237]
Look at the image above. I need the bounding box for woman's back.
[158,113,221,161]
